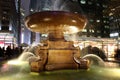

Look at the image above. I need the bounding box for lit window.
[91,29,94,33]
[30,9,34,12]
[90,19,94,22]
[96,20,100,22]
[43,8,50,10]
[103,16,106,18]
[0,26,1,30]
[104,31,106,34]
[105,26,109,28]
[114,33,119,36]
[9,26,12,31]
[21,12,25,16]
[96,3,100,6]
[104,20,106,23]
[103,5,107,8]
[74,12,78,13]
[3,11,7,14]
[110,17,113,20]
[97,30,100,33]
[90,29,94,33]
[21,32,24,43]
[110,32,119,37]
[80,0,86,4]
[2,17,6,20]
[109,13,113,16]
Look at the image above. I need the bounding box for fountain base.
[29,41,89,72]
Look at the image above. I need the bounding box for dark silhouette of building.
[107,0,120,39]
[77,0,110,38]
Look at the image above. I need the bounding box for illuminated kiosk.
[25,11,89,72]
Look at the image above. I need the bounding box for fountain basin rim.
[25,11,87,34]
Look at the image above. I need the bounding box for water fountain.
[0,11,120,80]
[0,0,120,80]
[24,11,89,72]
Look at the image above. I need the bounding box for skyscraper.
[0,0,18,48]
[78,0,110,38]
[108,0,120,39]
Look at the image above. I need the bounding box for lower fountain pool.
[0,59,120,80]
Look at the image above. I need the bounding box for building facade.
[77,0,110,38]
[108,0,120,39]
[0,0,18,48]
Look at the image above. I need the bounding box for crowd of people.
[0,46,23,60]
[1,44,120,61]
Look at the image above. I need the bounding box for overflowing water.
[44,0,69,11]
[82,54,105,67]
[42,0,82,13]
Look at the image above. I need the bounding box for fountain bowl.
[25,11,87,34]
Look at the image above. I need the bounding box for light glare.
[30,24,37,28]
[7,60,28,65]
[69,26,79,33]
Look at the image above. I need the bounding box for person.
[6,46,12,59]
[13,47,19,57]
[114,48,120,59]
[2,47,5,57]
[91,47,106,60]
[0,47,3,57]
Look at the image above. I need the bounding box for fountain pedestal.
[30,40,89,72]
[25,11,89,72]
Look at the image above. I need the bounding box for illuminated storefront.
[0,33,16,49]
[74,38,119,58]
